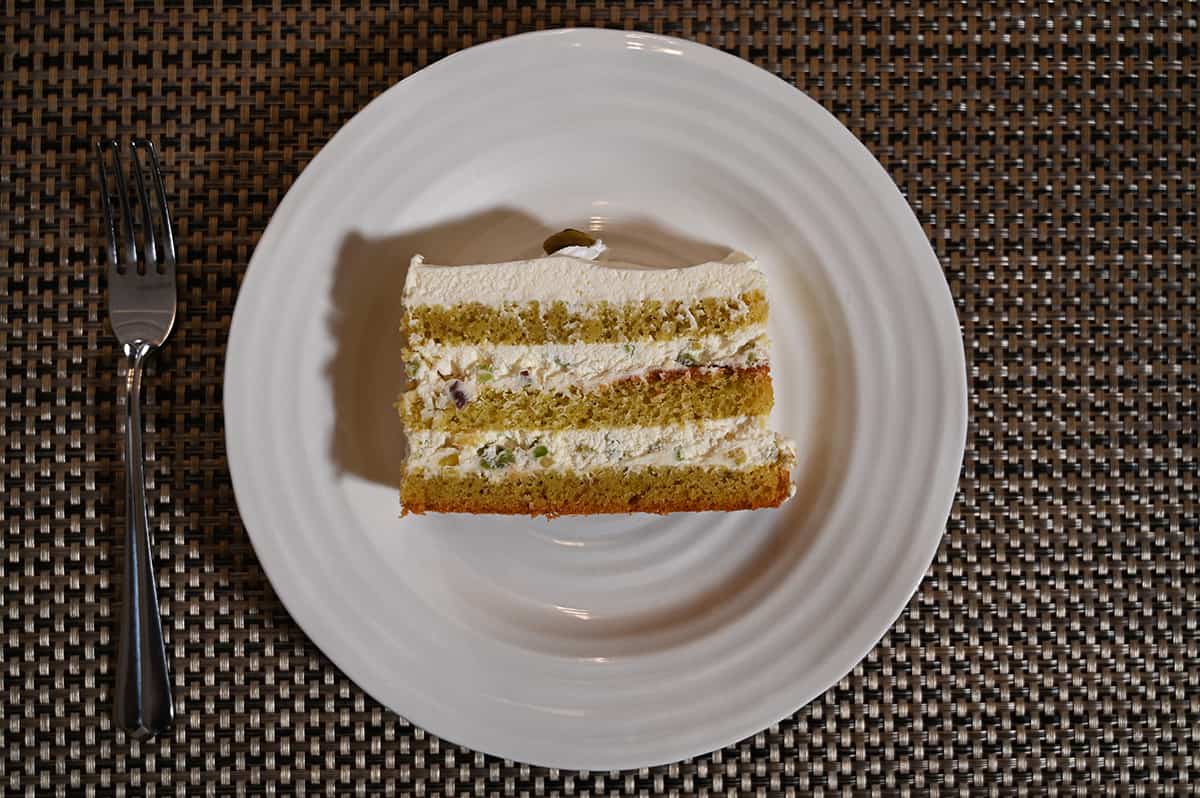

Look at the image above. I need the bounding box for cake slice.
[398,232,795,516]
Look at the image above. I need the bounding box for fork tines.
[94,139,177,277]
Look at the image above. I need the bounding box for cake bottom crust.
[400,463,793,517]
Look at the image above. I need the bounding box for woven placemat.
[2,1,1196,794]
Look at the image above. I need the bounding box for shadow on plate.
[326,208,551,489]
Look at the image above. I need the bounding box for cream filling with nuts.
[406,326,769,412]
[406,417,792,478]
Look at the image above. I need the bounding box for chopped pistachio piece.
[478,443,514,469]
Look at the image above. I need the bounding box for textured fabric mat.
[1,1,1196,795]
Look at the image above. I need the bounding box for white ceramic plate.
[225,29,967,770]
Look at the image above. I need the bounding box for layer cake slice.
[398,235,795,516]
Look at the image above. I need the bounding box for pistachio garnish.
[542,228,597,255]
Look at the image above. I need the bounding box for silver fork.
[94,139,177,739]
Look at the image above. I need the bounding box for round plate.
[225,29,967,770]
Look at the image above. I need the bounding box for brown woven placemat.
[2,1,1197,794]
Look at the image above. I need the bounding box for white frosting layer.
[405,251,763,307]
[406,417,794,478]
[406,326,769,414]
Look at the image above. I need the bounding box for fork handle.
[114,341,174,738]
